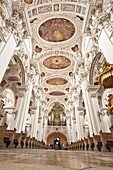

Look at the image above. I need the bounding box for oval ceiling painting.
[43,56,71,69]
[49,91,65,96]
[39,18,75,42]
[24,0,33,4]
[46,78,68,85]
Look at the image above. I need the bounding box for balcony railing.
[48,121,66,126]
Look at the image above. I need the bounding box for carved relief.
[76,5,82,13]
[54,4,59,11]
[36,0,52,4]
[106,94,113,115]
[13,55,26,85]
[61,4,75,12]
[38,5,52,14]
[89,52,102,85]
[32,8,37,16]
[4,63,21,83]
[0,99,5,121]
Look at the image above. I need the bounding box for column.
[30,114,35,138]
[15,92,25,133]
[100,108,111,132]
[79,109,84,140]
[37,108,43,141]
[70,111,75,143]
[82,81,100,136]
[76,107,84,140]
[6,109,15,130]
[72,118,77,142]
[42,115,48,143]
[87,85,101,135]
[15,83,32,133]
[30,99,40,139]
[66,116,71,143]
[37,117,43,141]
[21,83,33,132]
[82,81,93,136]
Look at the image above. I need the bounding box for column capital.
[77,107,85,111]
[0,86,5,98]
[30,105,37,110]
[29,110,35,115]
[66,116,71,119]
[87,85,101,98]
[77,107,85,116]
[43,115,48,119]
[17,85,27,92]
[17,92,25,98]
[91,93,97,98]
[86,85,100,93]
[72,117,76,120]
[4,106,15,110]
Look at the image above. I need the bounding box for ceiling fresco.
[46,78,68,85]
[38,18,75,42]
[23,0,83,105]
[49,91,65,96]
[24,0,33,4]
[43,56,71,69]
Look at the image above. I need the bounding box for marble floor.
[0,149,113,170]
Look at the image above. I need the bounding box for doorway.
[54,137,60,149]
[47,132,67,149]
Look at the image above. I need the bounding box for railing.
[48,121,66,126]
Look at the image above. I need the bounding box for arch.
[89,52,102,85]
[46,132,67,145]
[13,55,25,85]
[47,100,66,110]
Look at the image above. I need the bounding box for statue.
[106,94,113,115]
[0,99,4,110]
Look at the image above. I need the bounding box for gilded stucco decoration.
[99,60,113,88]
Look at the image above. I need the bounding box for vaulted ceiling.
[23,0,88,111]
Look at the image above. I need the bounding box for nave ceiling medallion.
[24,0,33,4]
[49,91,65,96]
[46,78,68,85]
[38,18,75,42]
[32,15,82,48]
[43,56,71,69]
